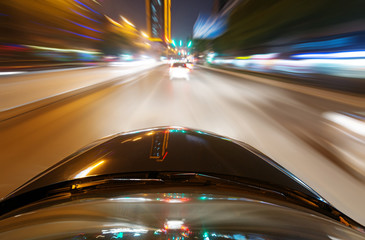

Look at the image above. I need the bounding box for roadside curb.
[198,64,365,108]
[0,64,162,122]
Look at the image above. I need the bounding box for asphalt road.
[0,63,364,225]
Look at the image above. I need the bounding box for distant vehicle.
[0,127,364,239]
[169,62,190,80]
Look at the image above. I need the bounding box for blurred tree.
[213,0,365,53]
[193,39,211,54]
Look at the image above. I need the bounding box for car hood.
[9,127,319,199]
[1,127,365,237]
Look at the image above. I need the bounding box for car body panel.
[1,127,364,238]
[9,127,320,200]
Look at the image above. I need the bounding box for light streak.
[70,9,101,23]
[57,28,101,41]
[73,0,101,15]
[121,16,135,27]
[323,112,365,136]
[25,45,100,54]
[67,20,102,33]
[75,160,105,179]
[141,31,149,38]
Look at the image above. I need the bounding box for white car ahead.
[169,62,190,80]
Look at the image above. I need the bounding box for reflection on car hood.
[11,127,319,199]
[1,192,365,239]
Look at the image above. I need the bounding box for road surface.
[0,63,364,225]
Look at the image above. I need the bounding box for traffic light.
[172,39,176,47]
[187,41,192,48]
[179,40,182,47]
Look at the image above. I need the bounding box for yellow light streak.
[164,0,167,42]
[146,0,151,37]
[141,31,149,38]
[121,139,132,144]
[168,0,171,41]
[164,0,171,42]
[75,160,105,179]
[121,16,135,27]
[105,15,123,28]
[149,38,163,42]
[235,56,252,60]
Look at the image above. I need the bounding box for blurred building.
[0,0,104,61]
[212,0,242,15]
[193,0,242,39]
[146,0,171,44]
[102,13,155,57]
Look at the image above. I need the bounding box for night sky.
[103,0,213,40]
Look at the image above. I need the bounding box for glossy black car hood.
[10,127,321,200]
[3,127,365,236]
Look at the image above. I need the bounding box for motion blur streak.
[73,0,102,16]
[1,64,364,225]
[293,51,365,59]
[25,45,100,54]
[210,51,365,79]
[0,60,160,112]
[0,72,24,76]
[0,0,365,230]
[323,112,365,137]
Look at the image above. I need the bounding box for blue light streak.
[292,36,354,50]
[68,20,102,33]
[57,28,101,41]
[73,0,101,16]
[193,14,227,39]
[70,9,101,23]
